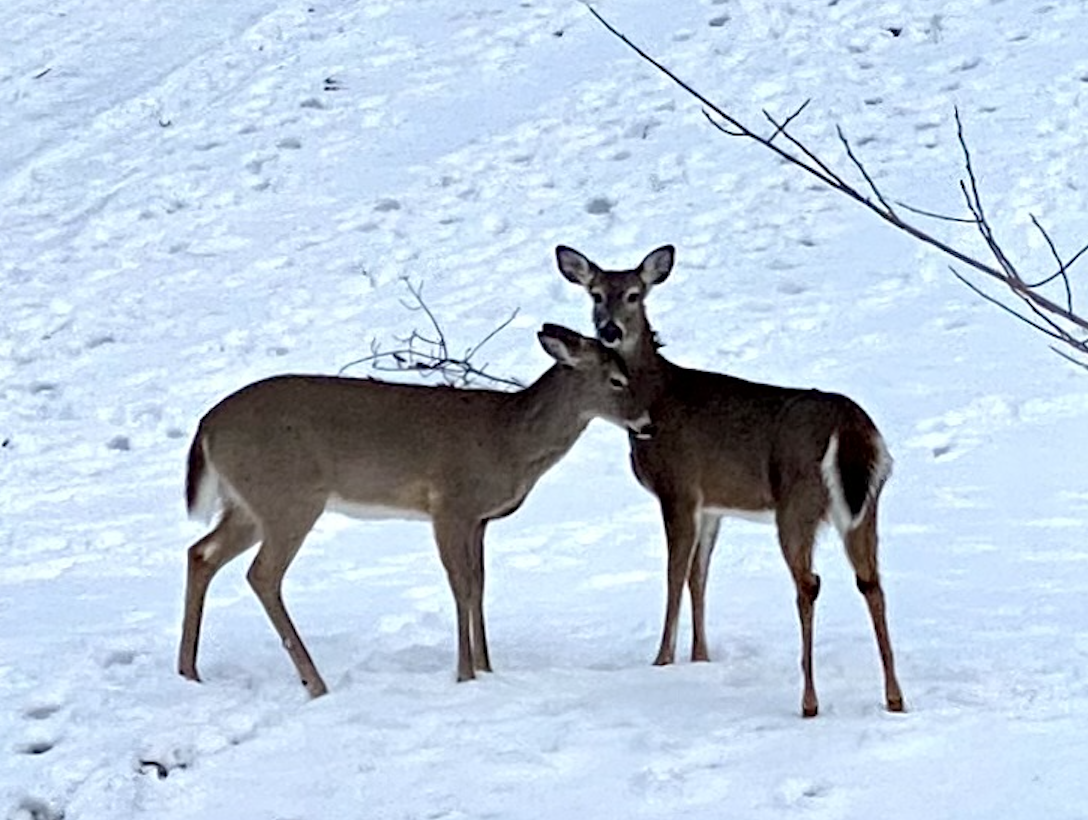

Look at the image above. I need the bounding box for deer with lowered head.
[178,323,653,698]
[556,244,903,717]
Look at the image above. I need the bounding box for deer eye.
[609,375,628,390]
[625,290,640,304]
[591,291,604,305]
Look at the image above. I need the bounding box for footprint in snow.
[776,777,841,812]
[13,700,65,758]
[9,795,65,820]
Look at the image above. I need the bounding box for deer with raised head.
[556,245,903,717]
[178,324,653,698]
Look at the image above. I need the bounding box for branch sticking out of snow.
[339,278,524,389]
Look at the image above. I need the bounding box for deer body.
[178,325,652,697]
[557,245,903,717]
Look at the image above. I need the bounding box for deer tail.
[820,412,892,536]
[185,429,219,523]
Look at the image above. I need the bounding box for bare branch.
[1051,344,1088,371]
[953,110,1020,282]
[764,98,812,144]
[835,126,896,216]
[1027,214,1073,311]
[1065,241,1088,275]
[464,307,521,361]
[398,279,449,360]
[339,279,524,389]
[582,3,841,189]
[702,108,745,137]
[894,200,977,224]
[584,4,1088,366]
[763,109,847,188]
[950,269,1068,343]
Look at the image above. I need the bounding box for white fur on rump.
[820,431,893,538]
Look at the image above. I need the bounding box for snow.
[3,0,1088,817]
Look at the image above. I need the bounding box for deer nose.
[630,414,656,440]
[599,322,623,345]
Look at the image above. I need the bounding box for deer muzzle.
[629,413,656,440]
[599,321,623,346]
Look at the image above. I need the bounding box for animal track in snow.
[15,739,56,756]
[9,796,65,820]
[909,395,1018,462]
[585,196,614,215]
[22,702,63,721]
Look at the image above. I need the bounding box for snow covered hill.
[3,0,1087,817]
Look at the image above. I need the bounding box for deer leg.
[246,503,327,698]
[653,498,699,666]
[776,504,822,718]
[844,508,905,713]
[471,521,492,673]
[433,514,478,682]
[178,507,260,683]
[688,512,720,662]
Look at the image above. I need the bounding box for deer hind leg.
[433,514,482,682]
[844,506,904,713]
[470,521,491,673]
[776,499,823,718]
[687,512,720,662]
[246,500,327,698]
[178,506,260,683]
[653,497,700,666]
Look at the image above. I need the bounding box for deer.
[555,245,903,717]
[177,324,654,698]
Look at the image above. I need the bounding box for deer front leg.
[434,514,478,682]
[653,498,700,666]
[470,521,492,673]
[687,512,720,662]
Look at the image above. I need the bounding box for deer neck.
[506,364,592,470]
[618,328,667,377]
[611,328,671,412]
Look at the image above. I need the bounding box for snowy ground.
[3,0,1088,817]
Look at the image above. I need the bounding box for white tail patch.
[820,434,851,537]
[188,439,221,525]
[820,432,893,537]
[872,434,893,494]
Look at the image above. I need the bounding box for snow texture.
[3,0,1088,817]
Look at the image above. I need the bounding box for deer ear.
[639,245,675,287]
[538,323,588,366]
[555,246,595,287]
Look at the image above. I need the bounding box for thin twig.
[583,4,1088,364]
[464,308,521,361]
[764,110,847,187]
[398,279,449,359]
[895,200,977,224]
[702,108,746,137]
[1051,344,1088,371]
[1027,214,1073,311]
[950,269,1067,343]
[338,279,524,388]
[836,126,896,216]
[765,99,812,144]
